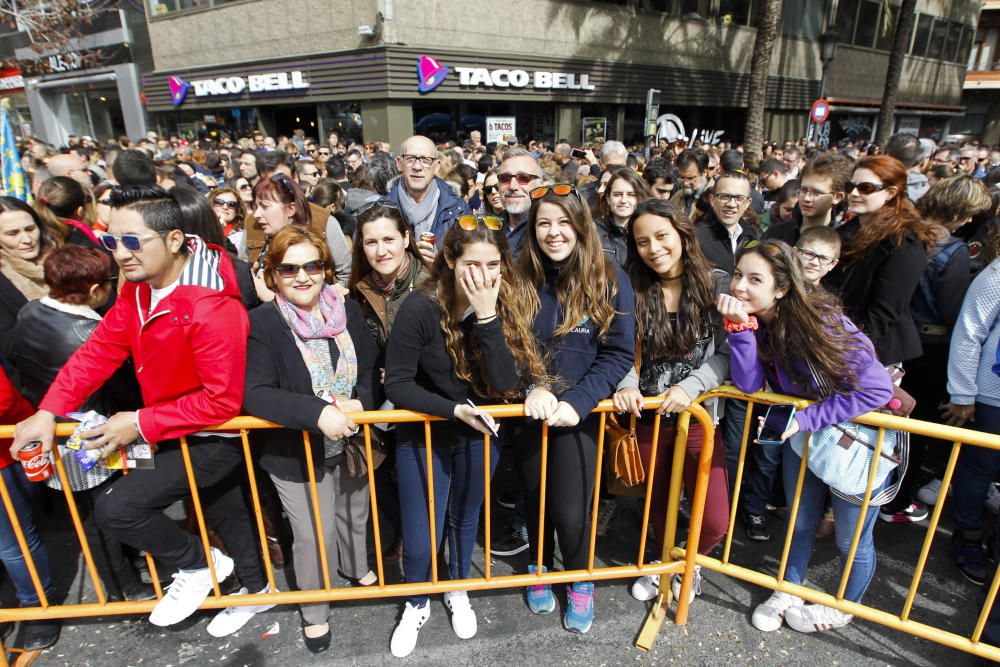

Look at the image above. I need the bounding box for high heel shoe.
[302,622,331,654]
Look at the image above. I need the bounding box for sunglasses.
[457,215,503,231]
[357,195,401,218]
[238,183,252,191]
[498,172,538,186]
[484,184,499,195]
[213,199,239,210]
[529,183,577,200]
[846,181,888,196]
[274,261,325,278]
[99,232,164,252]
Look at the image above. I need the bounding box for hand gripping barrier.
[0,397,714,665]
[637,385,1000,662]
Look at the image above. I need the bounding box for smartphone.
[466,399,499,437]
[571,147,587,159]
[758,404,796,444]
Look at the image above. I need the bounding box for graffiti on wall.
[655,113,726,146]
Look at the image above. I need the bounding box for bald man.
[387,135,470,265]
[47,153,92,189]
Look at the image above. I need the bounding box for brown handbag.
[605,412,645,487]
[342,427,389,478]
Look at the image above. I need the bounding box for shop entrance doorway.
[270,105,319,139]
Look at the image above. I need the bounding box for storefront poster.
[486,117,516,143]
[582,117,606,143]
[896,116,920,136]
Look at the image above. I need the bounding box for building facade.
[141,0,978,148]
[956,0,1000,144]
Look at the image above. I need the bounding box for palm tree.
[743,0,784,168]
[874,0,918,145]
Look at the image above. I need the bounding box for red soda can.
[18,441,52,482]
[420,232,436,246]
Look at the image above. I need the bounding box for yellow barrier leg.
[587,413,606,573]
[240,431,277,595]
[722,399,756,565]
[302,431,332,591]
[835,428,884,600]
[424,421,439,585]
[178,437,223,598]
[483,433,492,581]
[364,425,387,587]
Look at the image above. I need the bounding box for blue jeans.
[725,400,778,515]
[396,432,499,606]
[0,465,54,607]
[782,441,882,603]
[952,403,1000,535]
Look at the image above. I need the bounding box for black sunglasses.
[213,199,239,210]
[274,261,325,278]
[845,181,888,196]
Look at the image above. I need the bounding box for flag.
[0,98,30,203]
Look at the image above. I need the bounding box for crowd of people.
[0,125,997,657]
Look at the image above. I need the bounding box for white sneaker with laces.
[630,560,661,602]
[443,590,477,639]
[149,547,235,627]
[784,603,853,633]
[670,564,702,604]
[390,601,430,658]
[751,590,804,632]
[206,584,277,637]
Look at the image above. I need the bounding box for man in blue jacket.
[388,135,470,265]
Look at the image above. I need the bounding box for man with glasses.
[11,185,272,636]
[756,157,790,214]
[765,153,852,246]
[316,146,333,161]
[345,149,364,174]
[296,159,320,193]
[695,171,758,275]
[387,135,470,266]
[958,146,979,178]
[669,148,711,219]
[495,147,543,255]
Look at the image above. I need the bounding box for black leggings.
[512,415,599,572]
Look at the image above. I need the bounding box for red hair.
[842,155,934,260]
[44,245,111,304]
[252,174,310,228]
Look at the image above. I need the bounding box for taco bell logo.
[417,55,448,93]
[168,75,189,106]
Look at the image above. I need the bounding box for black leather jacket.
[7,299,141,413]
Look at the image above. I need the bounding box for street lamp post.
[809,28,840,145]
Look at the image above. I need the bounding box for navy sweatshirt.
[534,261,636,419]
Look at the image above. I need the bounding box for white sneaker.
[443,590,477,639]
[390,601,430,658]
[670,564,702,604]
[986,484,1000,515]
[149,547,235,627]
[916,478,948,506]
[751,590,804,632]
[630,560,661,602]
[784,603,853,633]
[206,584,277,637]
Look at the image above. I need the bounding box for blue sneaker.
[563,581,595,633]
[526,565,555,614]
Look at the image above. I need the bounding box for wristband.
[476,313,498,324]
[724,315,758,333]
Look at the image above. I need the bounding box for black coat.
[695,211,760,275]
[243,298,378,482]
[6,300,141,413]
[0,272,27,358]
[826,220,928,365]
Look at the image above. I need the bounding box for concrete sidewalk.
[12,494,992,666]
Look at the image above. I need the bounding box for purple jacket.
[728,318,893,433]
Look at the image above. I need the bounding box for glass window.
[943,22,962,63]
[911,14,933,57]
[718,0,752,26]
[874,4,898,51]
[853,0,880,48]
[927,19,947,60]
[835,0,859,44]
[782,0,824,39]
[148,0,207,16]
[957,27,975,66]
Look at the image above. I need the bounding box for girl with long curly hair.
[717,239,893,636]
[383,218,546,658]
[512,184,635,634]
[613,199,730,606]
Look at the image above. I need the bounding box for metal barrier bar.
[0,464,48,608]
[482,432,492,581]
[177,437,223,598]
[835,426,884,601]
[777,432,810,583]
[721,398,756,565]
[586,412,607,573]
[239,430,277,596]
[363,424,387,588]
[50,444,106,605]
[635,412,661,569]
[301,429,331,592]
[534,422,549,575]
[424,420,438,586]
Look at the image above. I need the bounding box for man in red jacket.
[11,185,269,635]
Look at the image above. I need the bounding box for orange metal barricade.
[0,398,713,665]
[635,385,1000,662]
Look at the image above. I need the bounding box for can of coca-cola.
[419,231,436,246]
[17,441,52,482]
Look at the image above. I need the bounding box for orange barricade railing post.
[364,424,387,588]
[240,430,277,596]
[424,420,438,585]
[301,430,332,591]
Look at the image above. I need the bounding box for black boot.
[18,618,61,651]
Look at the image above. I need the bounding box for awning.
[826,97,966,117]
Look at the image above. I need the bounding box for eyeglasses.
[797,187,831,200]
[357,195,400,218]
[317,151,331,157]
[846,181,888,196]
[457,215,503,231]
[99,232,164,252]
[499,172,539,186]
[306,148,316,154]
[274,261,325,278]
[400,154,437,167]
[712,193,749,205]
[237,183,252,191]
[529,183,577,200]
[797,247,837,266]
[96,198,111,207]
[213,199,239,210]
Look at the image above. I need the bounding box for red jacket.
[40,238,249,444]
[0,364,35,470]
